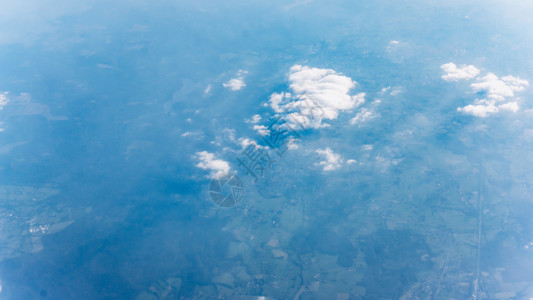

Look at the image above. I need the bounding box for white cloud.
[267,65,365,129]
[441,63,480,81]
[223,78,245,91]
[499,101,519,112]
[268,92,292,113]
[346,159,357,165]
[223,70,247,91]
[457,103,498,118]
[442,63,529,117]
[315,147,342,171]
[195,151,230,178]
[502,75,529,92]
[457,100,521,118]
[461,73,529,117]
[471,73,528,101]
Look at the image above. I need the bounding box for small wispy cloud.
[0,92,9,110]
[245,114,261,124]
[315,147,342,171]
[204,84,212,96]
[96,63,113,69]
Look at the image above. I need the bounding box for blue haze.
[1,0,533,299]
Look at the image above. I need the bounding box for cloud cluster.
[195,151,230,178]
[441,63,529,117]
[267,65,365,129]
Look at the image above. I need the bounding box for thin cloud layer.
[195,151,230,178]
[267,65,365,129]
[0,92,7,132]
[349,108,374,125]
[350,99,381,126]
[441,63,529,117]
